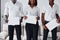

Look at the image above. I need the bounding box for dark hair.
[28,0,37,6]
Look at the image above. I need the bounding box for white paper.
[25,15,37,24]
[46,19,60,31]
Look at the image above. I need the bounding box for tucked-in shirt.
[23,5,40,24]
[4,1,24,25]
[42,4,60,21]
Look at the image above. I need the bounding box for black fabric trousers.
[25,22,39,40]
[8,25,21,40]
[43,21,57,40]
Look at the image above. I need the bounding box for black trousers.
[43,21,57,40]
[25,22,39,40]
[8,25,21,40]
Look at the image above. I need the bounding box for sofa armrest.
[57,26,60,32]
[0,31,8,40]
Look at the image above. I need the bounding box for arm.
[41,13,45,25]
[20,17,23,25]
[4,3,9,23]
[5,15,8,23]
[56,13,60,23]
[36,8,40,20]
[56,13,59,19]
[56,5,60,23]
[41,13,47,29]
[41,6,46,25]
[19,4,24,24]
[36,12,40,20]
[23,7,28,20]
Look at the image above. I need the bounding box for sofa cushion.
[3,23,17,35]
[57,26,60,32]
[3,23,8,32]
[0,32,8,39]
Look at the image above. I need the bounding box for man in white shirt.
[41,0,60,40]
[4,0,24,40]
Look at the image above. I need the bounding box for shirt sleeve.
[19,4,24,17]
[4,3,9,16]
[23,6,28,16]
[41,6,46,14]
[37,7,40,17]
[56,5,60,17]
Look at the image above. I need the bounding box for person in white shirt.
[4,0,24,40]
[24,0,40,40]
[41,0,60,40]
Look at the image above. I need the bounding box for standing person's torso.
[24,5,40,24]
[6,1,23,25]
[42,4,59,21]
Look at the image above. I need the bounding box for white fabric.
[4,1,24,25]
[3,23,18,35]
[0,24,8,39]
[25,15,37,24]
[42,4,60,21]
[24,5,40,17]
[3,23,8,32]
[0,32,8,39]
[24,5,40,24]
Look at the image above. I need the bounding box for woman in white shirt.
[24,0,40,40]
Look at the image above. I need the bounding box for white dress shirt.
[24,5,40,17]
[42,4,60,21]
[23,5,40,24]
[4,1,24,25]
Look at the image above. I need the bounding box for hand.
[36,16,40,20]
[42,25,47,30]
[24,16,27,20]
[20,19,23,24]
[56,18,60,23]
[5,19,8,23]
[20,17,23,22]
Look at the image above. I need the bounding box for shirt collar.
[10,1,18,5]
[28,5,36,10]
[48,3,56,8]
